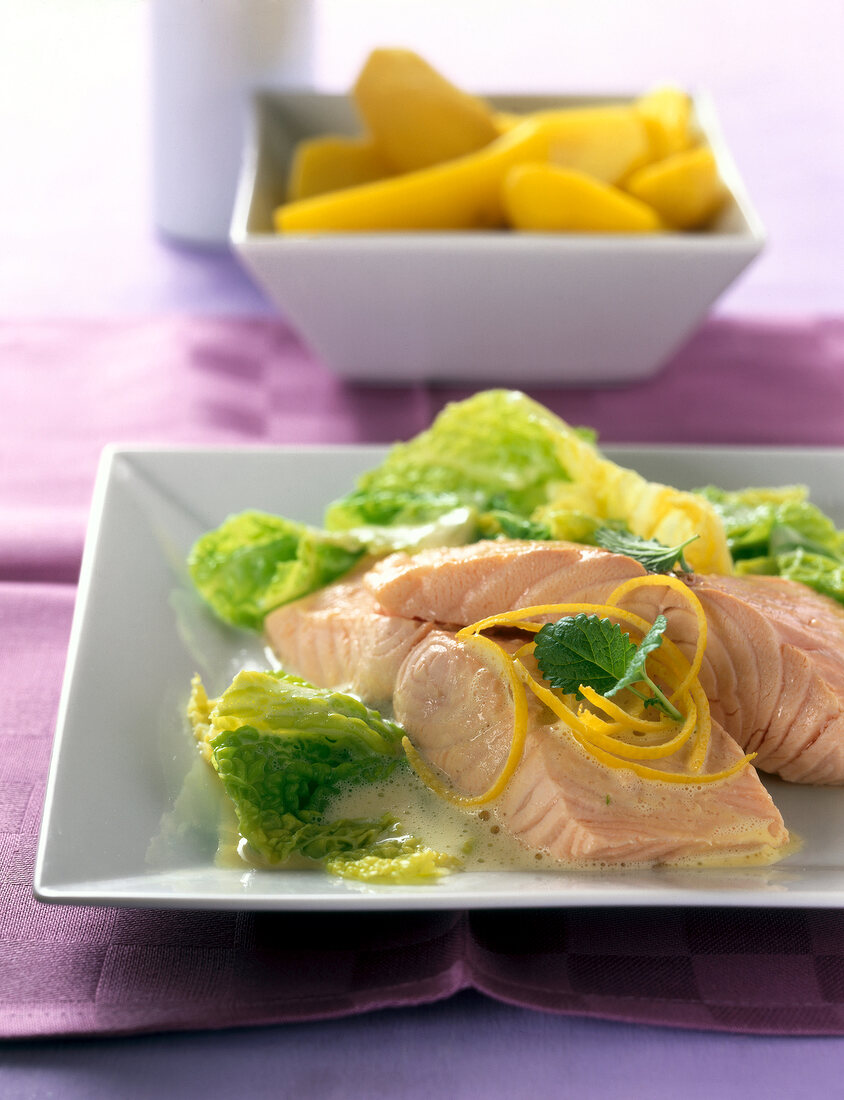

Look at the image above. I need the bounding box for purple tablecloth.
[4,4,844,1089]
[3,314,844,1041]
[4,314,844,585]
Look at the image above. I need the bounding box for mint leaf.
[594,527,698,573]
[533,612,684,721]
[604,615,668,697]
[533,614,637,696]
[603,614,682,719]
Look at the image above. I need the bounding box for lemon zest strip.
[517,665,698,763]
[576,684,698,760]
[457,599,698,718]
[566,728,755,784]
[575,683,678,735]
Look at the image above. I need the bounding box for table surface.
[3,1,844,1096]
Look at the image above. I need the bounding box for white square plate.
[34,445,844,910]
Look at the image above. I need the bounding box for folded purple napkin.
[3,315,844,1040]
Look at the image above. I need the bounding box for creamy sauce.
[327,766,554,872]
[220,760,795,874]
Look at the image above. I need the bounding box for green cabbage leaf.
[188,392,585,628]
[187,511,365,630]
[324,390,575,531]
[697,485,844,603]
[189,669,456,882]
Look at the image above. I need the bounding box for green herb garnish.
[533,612,683,720]
[594,527,699,574]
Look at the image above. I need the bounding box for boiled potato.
[273,51,727,236]
[502,163,662,232]
[276,116,560,232]
[287,136,393,202]
[495,105,651,182]
[534,105,652,184]
[276,112,662,234]
[353,48,499,172]
[624,146,725,229]
[635,86,695,161]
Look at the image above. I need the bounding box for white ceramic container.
[150,0,314,245]
[231,91,765,384]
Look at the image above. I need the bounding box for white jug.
[150,0,314,246]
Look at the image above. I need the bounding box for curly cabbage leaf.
[186,392,739,630]
[698,485,844,604]
[187,511,365,630]
[535,436,732,575]
[476,508,553,541]
[324,488,467,531]
[325,837,460,883]
[342,505,479,555]
[697,486,842,560]
[775,549,844,604]
[189,670,456,881]
[324,390,574,529]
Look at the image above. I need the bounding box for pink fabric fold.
[3,315,844,1039]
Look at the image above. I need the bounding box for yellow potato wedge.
[275,118,542,232]
[492,110,522,134]
[352,48,499,172]
[529,105,653,183]
[287,135,393,202]
[275,111,659,234]
[502,163,663,233]
[624,146,726,229]
[635,86,695,161]
[276,114,606,233]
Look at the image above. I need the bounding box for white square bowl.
[230,91,765,385]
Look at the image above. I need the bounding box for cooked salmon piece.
[368,540,844,784]
[268,538,844,784]
[393,629,789,865]
[263,565,433,707]
[266,540,645,705]
[366,538,646,624]
[640,573,844,785]
[579,571,844,784]
[266,541,791,862]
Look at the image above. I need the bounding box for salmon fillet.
[263,565,433,707]
[266,538,844,784]
[367,541,844,784]
[265,540,790,862]
[393,629,789,866]
[649,574,844,785]
[366,539,646,623]
[560,570,844,784]
[266,539,644,701]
